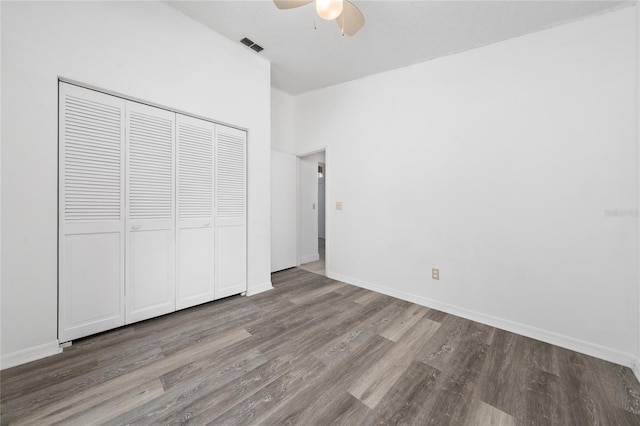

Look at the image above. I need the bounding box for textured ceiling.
[167,1,632,95]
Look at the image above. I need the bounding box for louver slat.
[178,122,213,219]
[64,95,122,222]
[216,130,246,219]
[128,111,174,221]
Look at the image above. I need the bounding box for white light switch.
[336,201,343,210]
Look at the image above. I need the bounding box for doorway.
[298,151,326,276]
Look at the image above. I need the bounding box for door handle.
[131,224,141,230]
[204,222,211,227]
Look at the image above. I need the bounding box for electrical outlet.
[336,201,343,210]
[432,268,440,280]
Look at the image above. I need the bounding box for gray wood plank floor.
[2,268,640,425]
[299,238,326,276]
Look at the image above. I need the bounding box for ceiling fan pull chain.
[272,0,365,36]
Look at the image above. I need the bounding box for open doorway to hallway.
[298,151,325,276]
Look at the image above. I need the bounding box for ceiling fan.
[273,0,365,36]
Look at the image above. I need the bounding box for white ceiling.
[167,1,632,95]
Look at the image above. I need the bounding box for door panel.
[176,114,215,309]
[59,82,125,342]
[216,225,247,298]
[61,232,123,341]
[125,101,175,324]
[215,125,247,298]
[177,226,215,308]
[127,229,175,323]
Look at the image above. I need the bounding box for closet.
[58,82,247,342]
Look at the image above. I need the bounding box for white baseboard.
[633,358,640,382]
[1,341,62,370]
[246,281,273,296]
[300,253,319,264]
[328,272,637,369]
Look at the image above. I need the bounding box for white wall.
[270,87,298,272]
[271,87,296,154]
[271,151,297,272]
[636,2,640,381]
[299,152,325,264]
[1,1,271,365]
[295,7,639,366]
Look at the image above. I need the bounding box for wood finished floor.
[299,238,326,276]
[2,268,640,425]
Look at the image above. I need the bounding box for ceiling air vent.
[240,37,264,53]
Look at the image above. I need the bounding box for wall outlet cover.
[432,268,440,280]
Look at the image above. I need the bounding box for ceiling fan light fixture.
[273,0,364,36]
[316,0,343,20]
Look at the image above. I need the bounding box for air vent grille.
[240,37,264,53]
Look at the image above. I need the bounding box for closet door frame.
[59,79,248,341]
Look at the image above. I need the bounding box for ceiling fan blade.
[273,0,314,10]
[336,0,365,36]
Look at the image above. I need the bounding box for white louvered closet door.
[215,125,247,298]
[125,102,176,324]
[59,83,126,342]
[176,114,215,309]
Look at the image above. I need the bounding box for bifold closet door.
[176,114,215,309]
[215,125,247,298]
[59,83,126,342]
[125,102,176,324]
